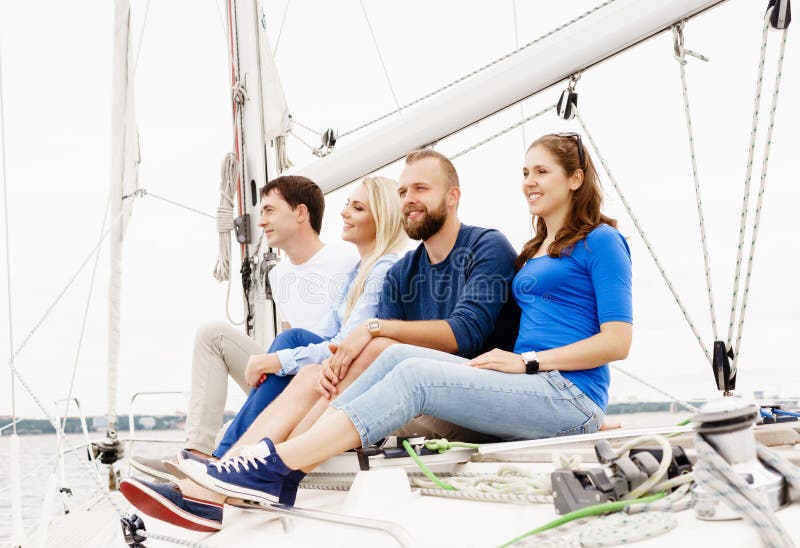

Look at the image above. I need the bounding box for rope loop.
[231,80,248,105]
[216,206,234,232]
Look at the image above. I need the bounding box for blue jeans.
[330,344,604,447]
[213,328,325,457]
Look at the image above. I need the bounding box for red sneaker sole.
[120,479,222,533]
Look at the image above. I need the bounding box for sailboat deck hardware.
[120,513,147,548]
[233,213,251,244]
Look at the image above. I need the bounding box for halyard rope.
[694,434,795,547]
[730,10,789,376]
[673,22,719,341]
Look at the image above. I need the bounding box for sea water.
[0,430,185,545]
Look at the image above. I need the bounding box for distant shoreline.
[4,398,799,435]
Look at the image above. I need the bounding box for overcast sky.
[0,0,798,419]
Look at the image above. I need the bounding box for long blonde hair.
[343,176,407,321]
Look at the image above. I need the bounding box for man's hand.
[466,348,525,374]
[328,324,372,377]
[245,353,281,387]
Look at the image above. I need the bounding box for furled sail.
[108,0,140,427]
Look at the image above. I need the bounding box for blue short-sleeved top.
[512,224,632,410]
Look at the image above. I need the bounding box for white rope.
[0,40,17,437]
[359,0,401,112]
[213,153,246,326]
[694,434,795,547]
[411,465,553,497]
[579,512,678,547]
[338,0,617,138]
[291,117,323,137]
[288,128,320,152]
[213,153,238,282]
[730,14,789,376]
[673,22,719,341]
[576,111,712,364]
[610,364,699,413]
[450,104,556,160]
[726,12,772,351]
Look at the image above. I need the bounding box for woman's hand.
[244,353,280,387]
[466,348,525,373]
[316,351,341,400]
[328,324,371,377]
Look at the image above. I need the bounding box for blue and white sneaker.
[178,437,292,506]
[278,469,307,507]
[176,447,303,505]
[119,477,223,532]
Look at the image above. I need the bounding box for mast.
[226,0,289,346]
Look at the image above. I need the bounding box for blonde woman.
[211,175,407,459]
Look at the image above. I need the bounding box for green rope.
[496,491,667,547]
[402,440,455,490]
[667,418,693,439]
[424,438,482,452]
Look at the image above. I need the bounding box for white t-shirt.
[267,244,359,332]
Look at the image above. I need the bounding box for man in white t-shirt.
[131,176,356,477]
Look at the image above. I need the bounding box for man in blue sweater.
[226,148,520,448]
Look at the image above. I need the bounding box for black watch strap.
[525,359,540,374]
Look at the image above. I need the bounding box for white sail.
[107,0,139,427]
[294,0,728,194]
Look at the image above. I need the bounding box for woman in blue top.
[120,135,632,530]
[211,175,407,457]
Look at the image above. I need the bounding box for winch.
[691,398,787,520]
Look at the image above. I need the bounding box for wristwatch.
[520,350,540,374]
[366,318,382,338]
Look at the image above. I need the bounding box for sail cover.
[294,0,728,194]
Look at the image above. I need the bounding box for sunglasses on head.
[554,132,586,171]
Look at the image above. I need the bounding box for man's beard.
[403,198,448,241]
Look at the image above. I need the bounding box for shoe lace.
[211,445,267,474]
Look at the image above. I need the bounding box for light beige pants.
[185,321,263,454]
[185,322,498,453]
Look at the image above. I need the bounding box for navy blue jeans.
[213,328,325,457]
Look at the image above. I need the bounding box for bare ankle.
[187,448,214,459]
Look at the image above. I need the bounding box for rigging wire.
[359,0,401,112]
[511,0,528,154]
[57,195,111,451]
[140,189,216,219]
[0,40,16,435]
[337,0,618,139]
[511,0,533,242]
[132,0,152,76]
[273,0,291,58]
[576,110,713,365]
